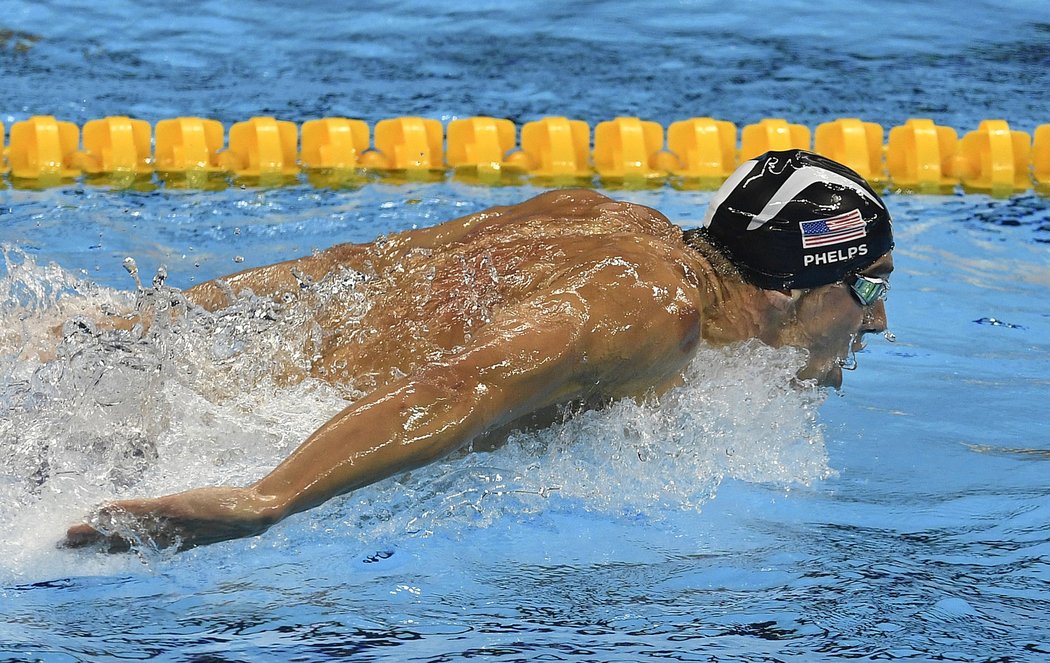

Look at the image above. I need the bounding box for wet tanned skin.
[63,190,891,551]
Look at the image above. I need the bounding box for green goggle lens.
[848,274,889,307]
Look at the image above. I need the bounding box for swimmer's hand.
[60,487,281,553]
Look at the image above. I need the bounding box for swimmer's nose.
[861,300,888,334]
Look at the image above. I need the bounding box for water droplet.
[838,335,859,371]
[123,257,144,289]
[152,266,168,289]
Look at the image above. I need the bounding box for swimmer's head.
[699,149,893,291]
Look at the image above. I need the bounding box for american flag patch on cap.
[799,209,867,248]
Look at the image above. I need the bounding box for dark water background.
[1,1,1048,661]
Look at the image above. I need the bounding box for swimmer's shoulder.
[326,190,686,270]
[448,189,681,248]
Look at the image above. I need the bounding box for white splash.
[0,248,830,581]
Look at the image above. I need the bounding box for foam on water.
[0,249,830,581]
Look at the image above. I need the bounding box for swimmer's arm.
[183,191,617,310]
[63,293,590,550]
[183,190,621,311]
[253,300,585,519]
[183,243,373,311]
[181,192,513,311]
[181,215,488,311]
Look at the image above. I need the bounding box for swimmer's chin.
[823,364,843,389]
[797,363,843,389]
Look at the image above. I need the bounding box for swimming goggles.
[846,274,889,307]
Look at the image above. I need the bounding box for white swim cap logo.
[703,161,885,231]
[701,159,757,229]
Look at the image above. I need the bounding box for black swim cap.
[700,149,893,290]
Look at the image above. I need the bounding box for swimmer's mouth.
[839,330,896,372]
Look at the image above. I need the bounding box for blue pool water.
[2,1,1049,661]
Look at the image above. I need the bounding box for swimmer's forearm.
[184,263,314,310]
[252,348,574,521]
[251,377,488,519]
[250,311,583,521]
[185,243,371,310]
[184,206,506,310]
[67,364,517,551]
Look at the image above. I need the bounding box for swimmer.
[62,149,894,552]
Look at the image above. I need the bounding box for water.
[2,1,1049,661]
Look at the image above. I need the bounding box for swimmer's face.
[789,252,894,388]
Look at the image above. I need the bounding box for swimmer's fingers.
[59,503,181,553]
[60,522,102,548]
[60,522,133,553]
[62,488,275,553]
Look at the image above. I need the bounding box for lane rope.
[2,115,1048,192]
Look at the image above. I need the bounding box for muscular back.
[64,191,718,551]
[187,190,707,400]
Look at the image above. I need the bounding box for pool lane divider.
[1,115,1049,194]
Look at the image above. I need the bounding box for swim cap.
[700,149,893,290]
